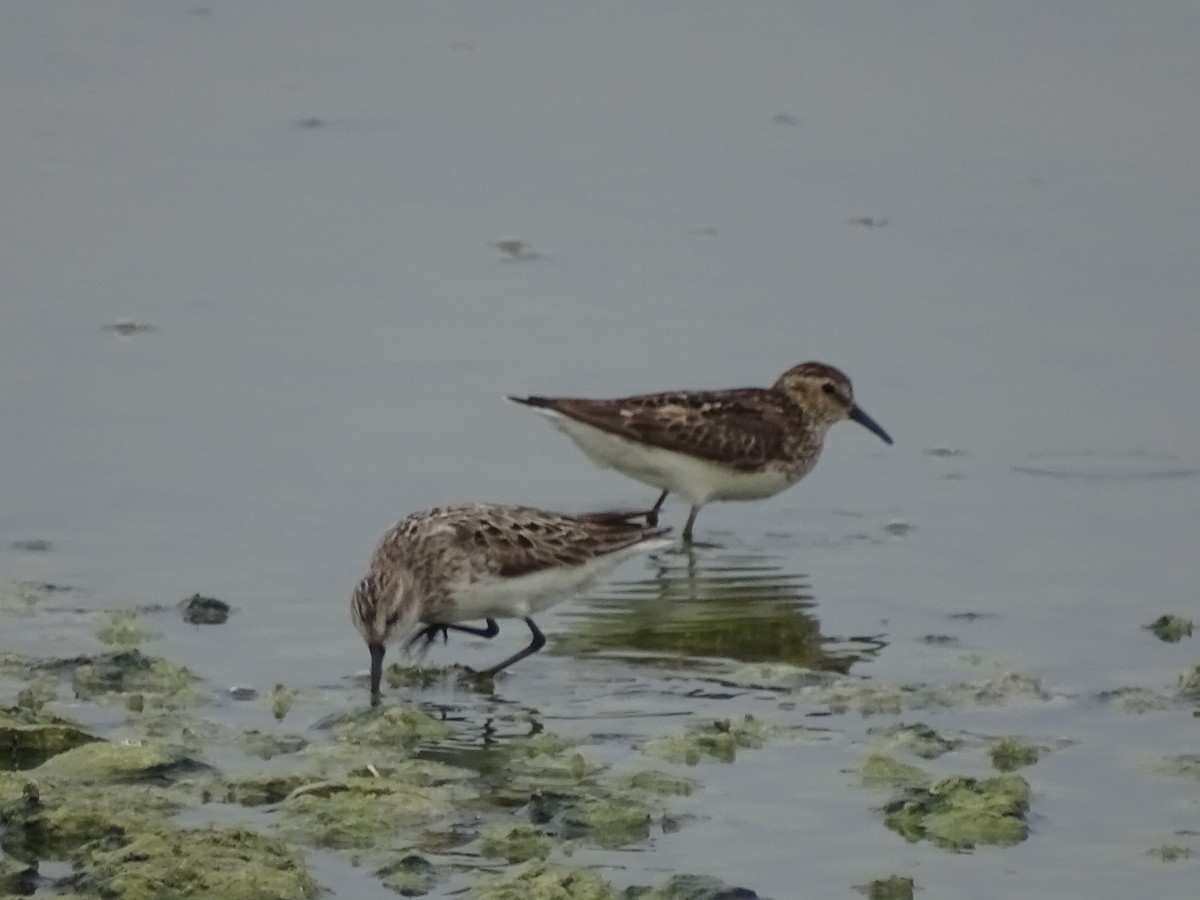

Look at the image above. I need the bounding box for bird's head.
[774,361,893,444]
[350,569,417,701]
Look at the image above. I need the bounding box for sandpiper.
[508,361,892,542]
[350,504,671,699]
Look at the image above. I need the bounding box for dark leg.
[681,506,701,543]
[476,617,546,678]
[405,619,499,651]
[645,489,669,527]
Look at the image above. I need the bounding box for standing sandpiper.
[350,504,671,700]
[508,362,892,542]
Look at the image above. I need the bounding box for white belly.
[449,537,672,622]
[532,409,794,506]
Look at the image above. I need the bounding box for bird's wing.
[516,389,794,470]
[448,505,668,578]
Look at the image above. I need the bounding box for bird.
[350,503,672,700]
[507,361,892,542]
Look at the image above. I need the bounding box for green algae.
[3,740,210,860]
[471,860,618,900]
[1099,686,1172,713]
[854,875,915,900]
[0,771,30,805]
[720,663,841,692]
[95,610,156,648]
[709,668,1052,713]
[867,722,959,759]
[816,672,1049,715]
[415,827,475,853]
[134,710,223,754]
[0,777,184,863]
[860,754,929,788]
[281,771,477,849]
[269,684,295,721]
[323,704,454,750]
[0,723,99,771]
[507,732,589,772]
[480,823,552,862]
[1151,754,1200,782]
[1144,614,1193,643]
[243,730,308,760]
[222,773,315,806]
[1177,665,1200,699]
[477,733,600,810]
[641,715,774,765]
[1148,844,1194,861]
[882,774,1031,850]
[66,650,197,705]
[529,749,589,778]
[0,581,58,613]
[626,873,765,899]
[33,740,205,784]
[14,676,58,713]
[74,826,318,899]
[178,593,231,625]
[559,794,652,848]
[624,770,698,797]
[990,737,1040,772]
[378,852,441,895]
[385,663,459,690]
[522,788,653,849]
[1,705,101,771]
[429,731,670,850]
[0,855,36,895]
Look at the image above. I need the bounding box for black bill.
[849,404,893,445]
[369,642,386,702]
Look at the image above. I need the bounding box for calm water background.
[2,2,1198,897]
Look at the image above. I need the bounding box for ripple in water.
[1012,451,1197,481]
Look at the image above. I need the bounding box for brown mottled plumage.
[350,504,671,700]
[509,362,893,541]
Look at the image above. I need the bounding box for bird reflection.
[552,546,881,674]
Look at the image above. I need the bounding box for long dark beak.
[368,642,386,702]
[849,404,893,445]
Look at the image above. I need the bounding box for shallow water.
[3,1,1200,898]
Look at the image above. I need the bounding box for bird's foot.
[405,624,450,653]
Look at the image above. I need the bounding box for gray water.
[3,1,1199,897]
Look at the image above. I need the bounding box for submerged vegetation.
[855,875,915,900]
[989,737,1040,772]
[877,765,1032,850]
[0,568,1194,896]
[1144,614,1193,643]
[641,714,781,765]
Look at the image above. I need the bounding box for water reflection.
[553,549,880,673]
[413,704,547,776]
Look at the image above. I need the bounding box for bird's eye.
[821,383,837,396]
[385,611,402,627]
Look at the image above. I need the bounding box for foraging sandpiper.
[508,361,892,542]
[350,504,671,699]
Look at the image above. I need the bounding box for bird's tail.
[578,507,672,541]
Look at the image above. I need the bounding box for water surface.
[2,2,1199,898]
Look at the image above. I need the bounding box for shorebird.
[350,504,671,699]
[508,361,892,542]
